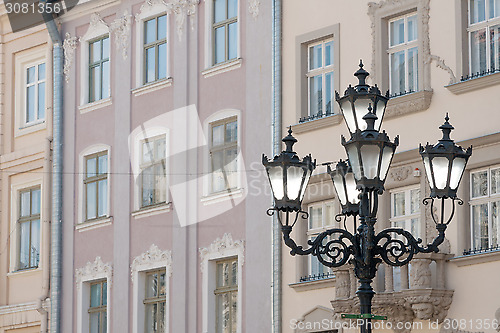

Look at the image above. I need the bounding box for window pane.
[21,191,31,217]
[225,121,237,143]
[159,272,166,296]
[38,82,45,120]
[38,63,46,80]
[492,201,500,247]
[87,157,97,178]
[19,221,30,269]
[309,74,322,116]
[231,291,237,333]
[27,85,35,123]
[228,22,237,60]
[212,124,225,146]
[228,0,237,18]
[30,219,40,267]
[98,179,107,217]
[490,24,500,70]
[324,203,335,227]
[214,0,227,23]
[215,26,226,64]
[91,66,102,101]
[393,192,405,217]
[146,273,158,297]
[390,50,405,95]
[32,188,41,215]
[102,282,107,305]
[472,170,488,197]
[390,18,405,46]
[155,163,167,203]
[158,43,167,80]
[491,168,500,194]
[142,166,155,207]
[472,203,489,248]
[90,40,101,63]
[217,261,230,287]
[325,72,333,115]
[410,189,420,214]
[470,0,486,23]
[491,0,500,18]
[309,44,322,70]
[101,61,110,99]
[145,18,156,44]
[89,312,99,333]
[408,47,418,92]
[90,283,101,307]
[216,293,230,333]
[309,206,322,229]
[27,66,36,84]
[157,15,167,40]
[155,138,166,159]
[231,260,237,285]
[310,253,325,276]
[410,218,420,239]
[158,301,166,332]
[102,311,107,332]
[142,141,154,164]
[212,150,224,192]
[471,29,487,74]
[145,303,157,333]
[87,182,97,219]
[325,41,333,66]
[98,154,108,174]
[407,15,418,42]
[225,147,237,189]
[146,47,156,83]
[102,37,109,59]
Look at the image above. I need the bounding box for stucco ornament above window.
[199,233,244,273]
[75,256,113,288]
[63,32,78,83]
[248,0,260,19]
[110,10,133,60]
[130,244,173,282]
[166,0,199,41]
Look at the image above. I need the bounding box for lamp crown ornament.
[363,104,377,131]
[282,126,297,153]
[354,59,370,90]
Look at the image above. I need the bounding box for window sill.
[289,277,336,292]
[7,267,42,277]
[75,216,113,232]
[450,249,500,267]
[132,78,173,97]
[201,188,244,206]
[132,202,172,219]
[202,58,242,78]
[78,97,113,114]
[445,72,500,95]
[292,114,343,134]
[15,120,46,137]
[384,90,433,120]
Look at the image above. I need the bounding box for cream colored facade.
[281,1,500,333]
[0,6,52,333]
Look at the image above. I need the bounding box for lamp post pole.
[263,61,472,333]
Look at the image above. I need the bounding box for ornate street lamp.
[262,62,472,333]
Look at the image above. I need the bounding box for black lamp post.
[262,61,472,333]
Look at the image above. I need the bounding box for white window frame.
[79,13,111,108]
[306,38,335,118]
[14,47,49,137]
[131,244,172,333]
[200,234,244,333]
[9,179,44,273]
[389,185,421,239]
[388,12,419,95]
[469,165,500,249]
[76,257,112,333]
[204,0,241,69]
[77,145,111,231]
[135,2,170,89]
[467,0,500,74]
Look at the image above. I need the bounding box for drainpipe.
[271,0,282,332]
[42,10,63,333]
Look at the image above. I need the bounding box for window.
[144,15,167,84]
[468,0,500,75]
[215,258,238,333]
[213,0,238,65]
[307,39,334,118]
[84,151,108,221]
[18,187,41,270]
[144,270,166,332]
[89,36,110,102]
[307,201,336,278]
[388,13,418,96]
[140,136,166,208]
[390,187,421,238]
[470,166,500,250]
[210,118,237,193]
[25,62,46,125]
[89,280,107,333]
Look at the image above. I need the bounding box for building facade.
[58,0,272,333]
[0,7,52,333]
[280,0,500,332]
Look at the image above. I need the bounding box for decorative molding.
[135,0,167,22]
[291,114,343,134]
[130,244,173,282]
[201,58,242,78]
[131,78,173,96]
[165,0,199,41]
[428,55,456,85]
[75,256,112,288]
[446,72,500,95]
[385,90,433,119]
[248,0,260,19]
[389,166,411,182]
[63,32,78,83]
[288,277,336,292]
[199,233,244,273]
[110,10,132,60]
[450,250,500,266]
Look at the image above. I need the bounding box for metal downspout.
[43,12,63,333]
[272,0,282,332]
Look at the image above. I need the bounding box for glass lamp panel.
[353,98,371,131]
[423,157,435,189]
[345,173,360,204]
[491,168,500,194]
[286,166,305,200]
[449,157,466,190]
[332,173,347,205]
[346,145,362,180]
[299,169,311,201]
[340,99,356,133]
[374,99,386,131]
[380,146,394,181]
[360,145,381,179]
[432,157,450,189]
[268,166,284,200]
